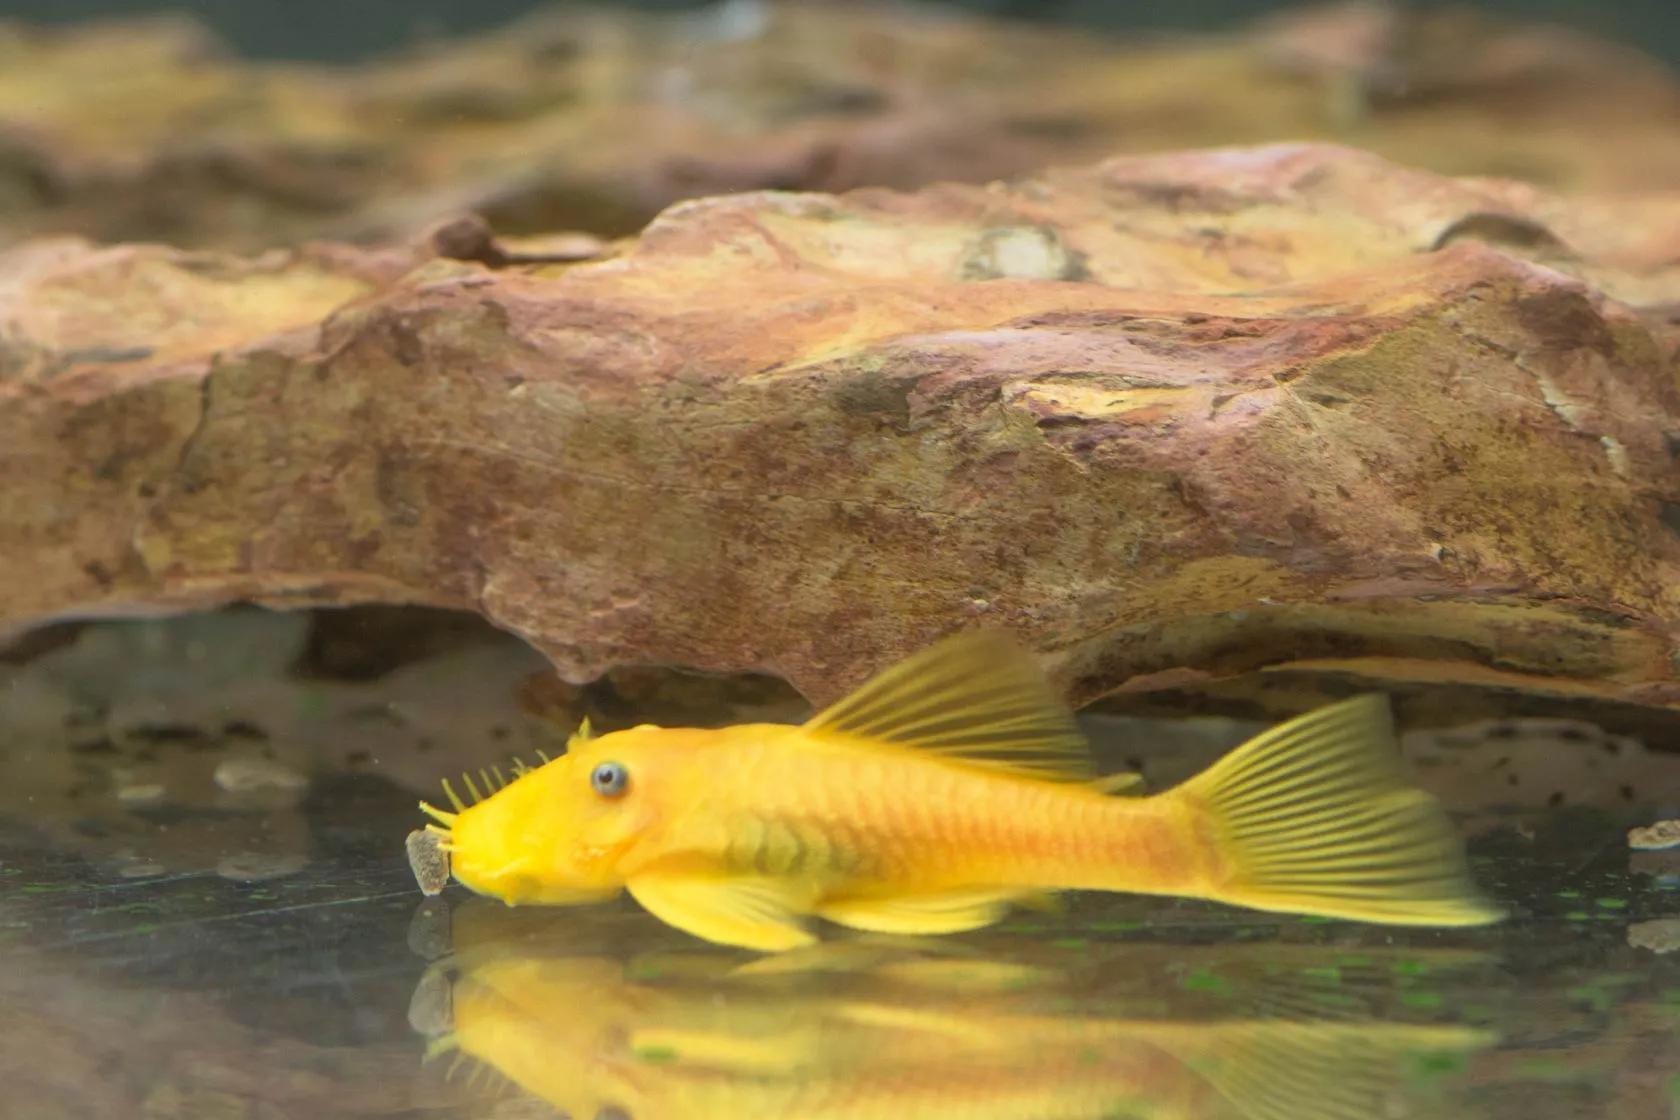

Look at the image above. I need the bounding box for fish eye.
[590,761,629,798]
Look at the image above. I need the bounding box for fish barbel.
[416,630,1502,950]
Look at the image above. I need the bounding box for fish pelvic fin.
[1169,695,1504,928]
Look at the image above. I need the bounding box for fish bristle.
[510,757,529,776]
[461,771,484,804]
[566,716,595,749]
[439,778,466,812]
[535,748,552,764]
[491,764,508,789]
[421,1034,460,1064]
[419,800,457,826]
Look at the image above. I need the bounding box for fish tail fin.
[1167,695,1503,927]
[1151,1019,1495,1120]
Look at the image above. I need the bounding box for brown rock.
[1629,819,1680,851]
[3,143,1680,710]
[7,4,1680,250]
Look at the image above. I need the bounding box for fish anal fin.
[803,630,1094,782]
[1088,771,1146,796]
[818,888,1022,935]
[627,874,817,952]
[1012,889,1064,914]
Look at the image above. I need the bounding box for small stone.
[216,851,307,881]
[213,757,309,795]
[1629,819,1680,850]
[407,896,454,960]
[407,829,451,896]
[407,966,453,1036]
[1628,918,1680,954]
[115,783,166,806]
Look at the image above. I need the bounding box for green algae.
[1178,968,1231,994]
[1400,990,1444,1010]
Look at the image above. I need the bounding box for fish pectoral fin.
[627,874,817,952]
[818,888,1022,935]
[802,629,1095,782]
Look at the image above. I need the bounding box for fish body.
[419,631,1501,950]
[417,908,1495,1120]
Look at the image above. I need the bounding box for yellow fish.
[416,631,1501,950]
[414,899,1496,1120]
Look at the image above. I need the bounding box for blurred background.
[7,0,1680,254]
[2,0,1677,65]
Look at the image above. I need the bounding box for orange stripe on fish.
[414,630,1502,950]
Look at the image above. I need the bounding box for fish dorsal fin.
[803,630,1094,782]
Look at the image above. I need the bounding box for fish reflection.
[410,900,1493,1120]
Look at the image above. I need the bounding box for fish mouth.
[413,755,549,869]
[416,800,534,884]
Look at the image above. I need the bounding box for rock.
[211,756,308,796]
[406,829,451,897]
[1629,820,1680,851]
[6,4,1680,251]
[113,782,166,806]
[1627,918,1680,954]
[4,143,1680,713]
[0,608,570,873]
[214,850,308,881]
[407,896,454,960]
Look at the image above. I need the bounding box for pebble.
[407,829,451,896]
[216,852,308,881]
[115,783,166,806]
[1628,819,1680,850]
[1628,918,1680,954]
[213,757,309,794]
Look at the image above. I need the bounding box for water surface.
[2,612,1676,1119]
